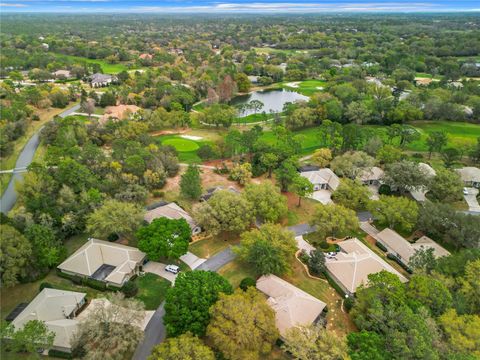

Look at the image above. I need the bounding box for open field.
[54,53,131,74]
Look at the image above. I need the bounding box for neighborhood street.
[0,104,80,214]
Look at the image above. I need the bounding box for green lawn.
[134,273,171,310]
[189,234,236,259]
[234,113,273,125]
[282,79,327,96]
[218,260,257,289]
[54,53,131,74]
[156,134,213,163]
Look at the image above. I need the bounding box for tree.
[86,199,144,239]
[148,333,215,360]
[80,98,96,120]
[459,259,480,314]
[164,270,232,337]
[439,309,480,358]
[99,91,116,107]
[207,288,278,360]
[282,323,348,360]
[180,164,202,200]
[249,99,264,116]
[442,147,461,168]
[235,223,297,276]
[332,178,371,210]
[376,145,403,164]
[1,320,55,354]
[367,195,418,232]
[137,218,191,260]
[217,75,237,103]
[229,162,252,185]
[330,151,376,179]
[259,152,278,178]
[243,182,287,222]
[193,190,252,235]
[310,148,332,167]
[345,101,372,124]
[235,73,251,93]
[406,274,453,316]
[289,175,314,207]
[308,249,326,275]
[408,248,437,274]
[25,224,65,269]
[310,203,359,241]
[383,161,430,195]
[275,157,299,192]
[347,331,388,360]
[0,224,32,287]
[429,168,463,202]
[426,131,448,159]
[72,293,145,360]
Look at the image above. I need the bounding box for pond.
[230,89,309,117]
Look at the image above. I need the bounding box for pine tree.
[180,164,202,200]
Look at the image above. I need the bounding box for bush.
[319,241,330,249]
[121,281,138,297]
[378,184,391,195]
[412,153,424,159]
[56,270,83,285]
[48,349,73,359]
[308,249,326,275]
[32,114,40,121]
[387,253,413,274]
[107,233,119,242]
[298,249,310,264]
[197,144,217,160]
[239,277,256,291]
[344,296,355,312]
[375,241,387,252]
[82,278,107,291]
[39,282,53,291]
[152,190,164,198]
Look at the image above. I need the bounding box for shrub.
[239,277,256,291]
[82,278,107,291]
[56,270,83,285]
[32,114,40,121]
[107,233,119,242]
[197,144,217,160]
[378,184,391,195]
[121,281,138,297]
[298,249,310,264]
[375,241,387,252]
[152,190,164,198]
[319,241,330,249]
[344,296,355,312]
[39,282,53,291]
[308,249,326,275]
[48,349,73,359]
[387,253,413,274]
[412,153,424,159]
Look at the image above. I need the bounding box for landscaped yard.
[134,273,171,310]
[217,259,257,289]
[53,53,131,74]
[156,134,213,163]
[189,233,239,259]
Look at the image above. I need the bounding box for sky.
[1,0,479,13]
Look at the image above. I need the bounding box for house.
[248,75,259,84]
[256,275,326,337]
[376,228,449,267]
[144,202,202,235]
[100,104,141,125]
[414,77,433,86]
[200,186,240,202]
[139,53,153,60]
[57,239,146,287]
[456,167,480,188]
[89,73,117,87]
[410,163,436,201]
[9,289,86,352]
[357,166,384,186]
[325,238,407,295]
[53,70,72,79]
[300,168,340,191]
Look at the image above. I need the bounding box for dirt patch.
[150,128,189,137]
[100,104,141,124]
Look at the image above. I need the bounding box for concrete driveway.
[464,188,480,212]
[143,261,177,283]
[368,185,380,200]
[180,251,206,269]
[310,190,333,204]
[295,235,315,253]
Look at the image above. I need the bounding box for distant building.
[41,43,49,50]
[456,167,480,188]
[144,202,202,235]
[300,168,340,192]
[410,163,436,202]
[357,166,384,186]
[248,75,259,84]
[139,53,153,60]
[256,275,326,337]
[53,69,72,79]
[200,186,240,202]
[89,73,117,87]
[9,289,86,352]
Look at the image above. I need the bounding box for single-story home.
[456,167,480,188]
[300,168,340,192]
[410,163,436,202]
[325,238,407,295]
[357,166,384,186]
[376,228,450,267]
[200,186,240,202]
[256,274,326,337]
[9,289,86,352]
[53,70,72,79]
[99,104,141,125]
[144,202,202,235]
[89,73,117,87]
[57,239,146,287]
[248,75,259,84]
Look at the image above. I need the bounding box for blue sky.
[1,0,479,13]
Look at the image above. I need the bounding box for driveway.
[180,251,206,270]
[309,190,333,204]
[0,103,80,214]
[287,223,316,236]
[197,247,236,271]
[295,235,315,253]
[464,188,480,212]
[143,261,178,283]
[132,302,166,360]
[360,222,380,241]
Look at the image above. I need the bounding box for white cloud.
[0,2,28,6]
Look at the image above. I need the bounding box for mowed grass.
[189,233,239,259]
[156,134,213,163]
[54,53,130,74]
[135,273,171,310]
[283,79,327,96]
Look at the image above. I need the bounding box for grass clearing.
[282,79,327,96]
[189,233,239,259]
[156,134,213,163]
[134,273,171,310]
[218,259,257,289]
[54,53,130,74]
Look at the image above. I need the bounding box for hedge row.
[55,269,135,295]
[48,349,73,359]
[323,270,347,298]
[387,253,413,274]
[375,241,388,252]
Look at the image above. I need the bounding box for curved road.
[0,104,80,214]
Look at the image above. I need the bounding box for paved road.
[287,223,316,236]
[133,247,237,360]
[0,104,80,214]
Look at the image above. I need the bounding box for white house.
[89,73,117,87]
[300,168,340,192]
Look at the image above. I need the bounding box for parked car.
[165,264,180,274]
[326,252,337,259]
[463,188,469,195]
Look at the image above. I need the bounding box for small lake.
[230,89,309,117]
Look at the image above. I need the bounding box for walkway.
[359,222,380,241]
[180,251,206,270]
[0,103,80,214]
[463,188,480,213]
